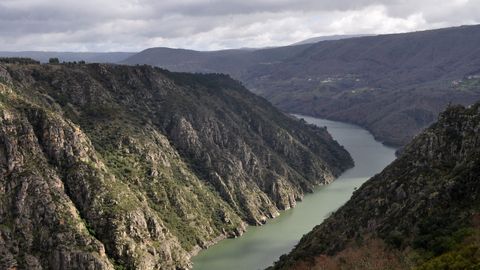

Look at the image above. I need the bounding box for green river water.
[192,116,397,270]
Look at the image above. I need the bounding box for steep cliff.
[270,102,480,269]
[0,60,352,269]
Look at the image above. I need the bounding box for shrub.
[49,57,60,64]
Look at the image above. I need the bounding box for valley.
[1,5,480,269]
[192,116,396,270]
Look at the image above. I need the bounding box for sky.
[0,0,479,52]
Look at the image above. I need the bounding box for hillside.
[124,24,480,146]
[269,102,480,269]
[121,45,311,79]
[0,59,352,269]
[121,35,367,75]
[248,24,480,146]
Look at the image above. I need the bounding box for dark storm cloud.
[0,0,478,51]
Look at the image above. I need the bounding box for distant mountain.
[122,35,370,74]
[124,24,480,146]
[123,47,252,74]
[0,51,135,63]
[121,45,311,77]
[270,102,480,269]
[290,34,372,45]
[0,60,352,269]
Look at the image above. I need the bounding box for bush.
[386,230,404,248]
[416,245,480,270]
[49,57,60,64]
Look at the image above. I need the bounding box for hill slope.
[122,45,310,79]
[248,24,480,146]
[0,60,352,269]
[270,102,480,269]
[124,24,480,146]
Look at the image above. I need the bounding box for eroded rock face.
[0,61,353,269]
[0,105,114,270]
[271,103,480,270]
[0,65,12,84]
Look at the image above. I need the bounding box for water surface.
[192,116,396,270]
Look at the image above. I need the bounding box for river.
[192,115,397,270]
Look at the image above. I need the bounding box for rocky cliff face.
[0,60,352,269]
[270,103,480,269]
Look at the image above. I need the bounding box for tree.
[49,58,60,64]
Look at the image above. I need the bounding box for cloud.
[328,5,428,34]
[0,0,478,51]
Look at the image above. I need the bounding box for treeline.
[0,57,88,65]
[48,57,86,64]
[0,57,40,65]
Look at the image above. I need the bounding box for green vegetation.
[417,245,480,270]
[416,226,480,270]
[48,57,60,64]
[413,215,473,257]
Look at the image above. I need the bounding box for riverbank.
[192,116,397,270]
